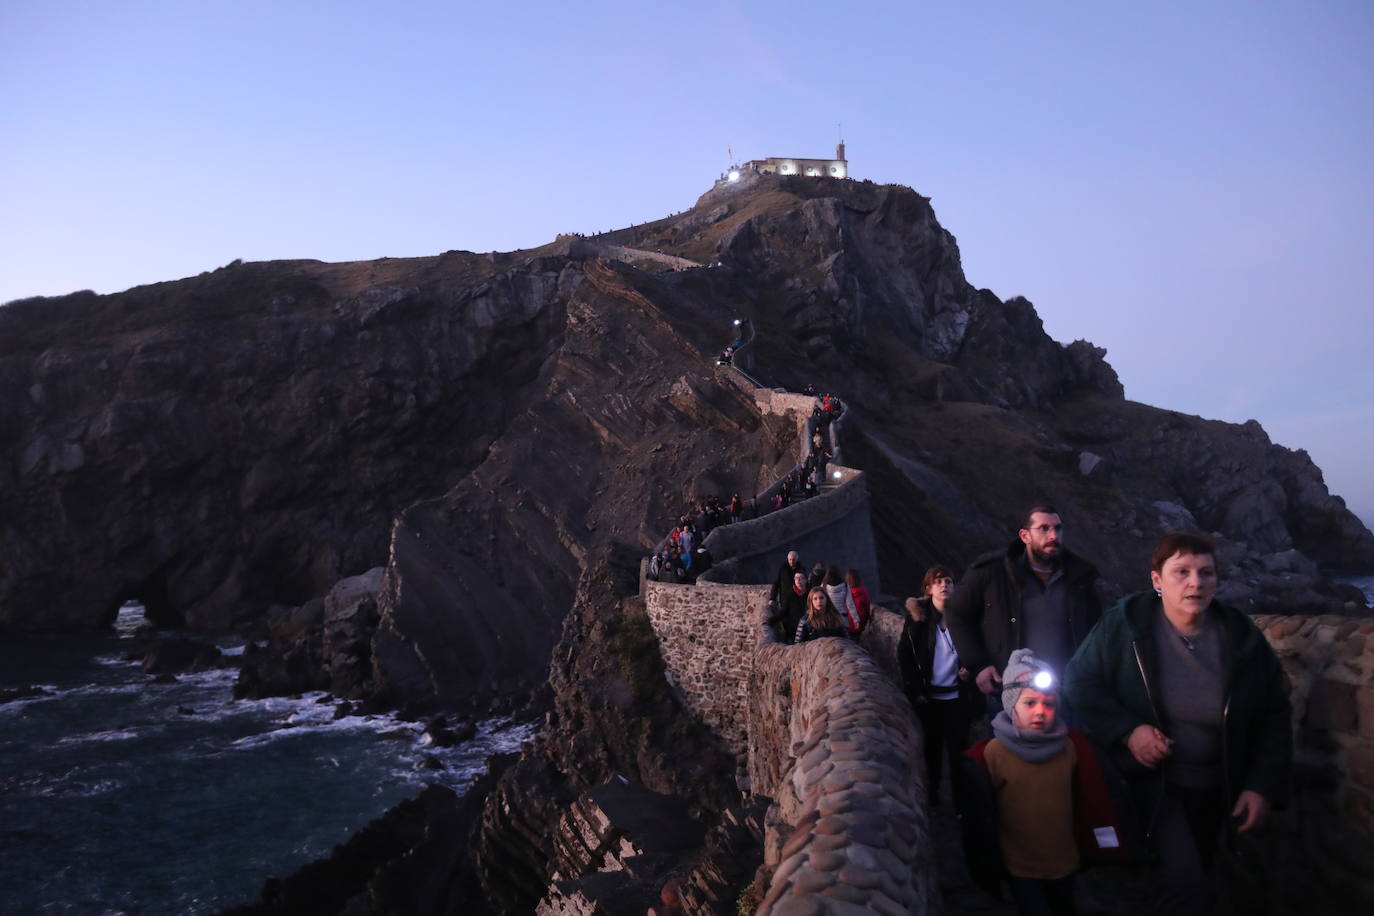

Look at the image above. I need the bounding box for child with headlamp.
[962,649,1130,915]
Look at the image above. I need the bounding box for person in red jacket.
[843,568,871,636]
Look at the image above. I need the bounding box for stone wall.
[701,466,880,593]
[1240,614,1374,911]
[753,388,821,421]
[747,628,938,915]
[641,576,771,758]
[859,604,906,684]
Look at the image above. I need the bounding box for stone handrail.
[749,625,937,915]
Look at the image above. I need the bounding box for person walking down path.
[962,650,1131,916]
[795,588,848,643]
[1063,532,1292,916]
[899,566,979,810]
[823,566,860,636]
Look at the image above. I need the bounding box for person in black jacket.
[899,566,980,808]
[946,504,1102,698]
[769,570,809,644]
[1064,532,1292,916]
[795,588,847,643]
[768,550,805,603]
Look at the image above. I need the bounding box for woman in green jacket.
[1063,532,1292,916]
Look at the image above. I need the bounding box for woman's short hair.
[844,568,862,588]
[1150,532,1218,573]
[922,565,955,595]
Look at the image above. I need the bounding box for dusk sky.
[4,1,1372,532]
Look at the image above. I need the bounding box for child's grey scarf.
[991,710,1070,763]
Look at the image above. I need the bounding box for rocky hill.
[5,173,1373,911]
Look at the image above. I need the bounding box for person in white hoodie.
[823,565,860,636]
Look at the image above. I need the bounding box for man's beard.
[1029,546,1062,568]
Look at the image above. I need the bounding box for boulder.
[140,637,223,675]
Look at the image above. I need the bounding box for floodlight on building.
[728,170,740,182]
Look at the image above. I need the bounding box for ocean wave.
[397,717,540,791]
[34,777,124,798]
[94,654,142,668]
[57,728,144,746]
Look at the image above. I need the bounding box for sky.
[3,1,1372,529]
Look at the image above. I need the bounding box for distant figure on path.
[946,503,1102,696]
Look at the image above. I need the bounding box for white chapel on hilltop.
[728,142,849,181]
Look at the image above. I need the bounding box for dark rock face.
[223,760,513,916]
[139,637,224,675]
[1,255,570,633]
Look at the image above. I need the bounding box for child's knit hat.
[1001,648,1057,714]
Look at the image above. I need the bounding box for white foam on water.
[35,777,124,799]
[57,728,144,746]
[113,601,146,639]
[94,654,142,668]
[171,667,240,689]
[405,716,541,791]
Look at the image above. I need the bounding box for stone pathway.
[927,776,1157,916]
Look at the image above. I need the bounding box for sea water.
[1335,573,1374,608]
[0,605,536,915]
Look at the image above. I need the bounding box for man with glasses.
[946,503,1102,697]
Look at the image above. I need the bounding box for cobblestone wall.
[858,604,905,684]
[748,628,938,915]
[642,577,771,758]
[1240,614,1374,911]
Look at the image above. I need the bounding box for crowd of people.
[648,318,1292,913]
[762,551,873,644]
[885,506,1293,916]
[645,384,845,584]
[734,502,1293,916]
